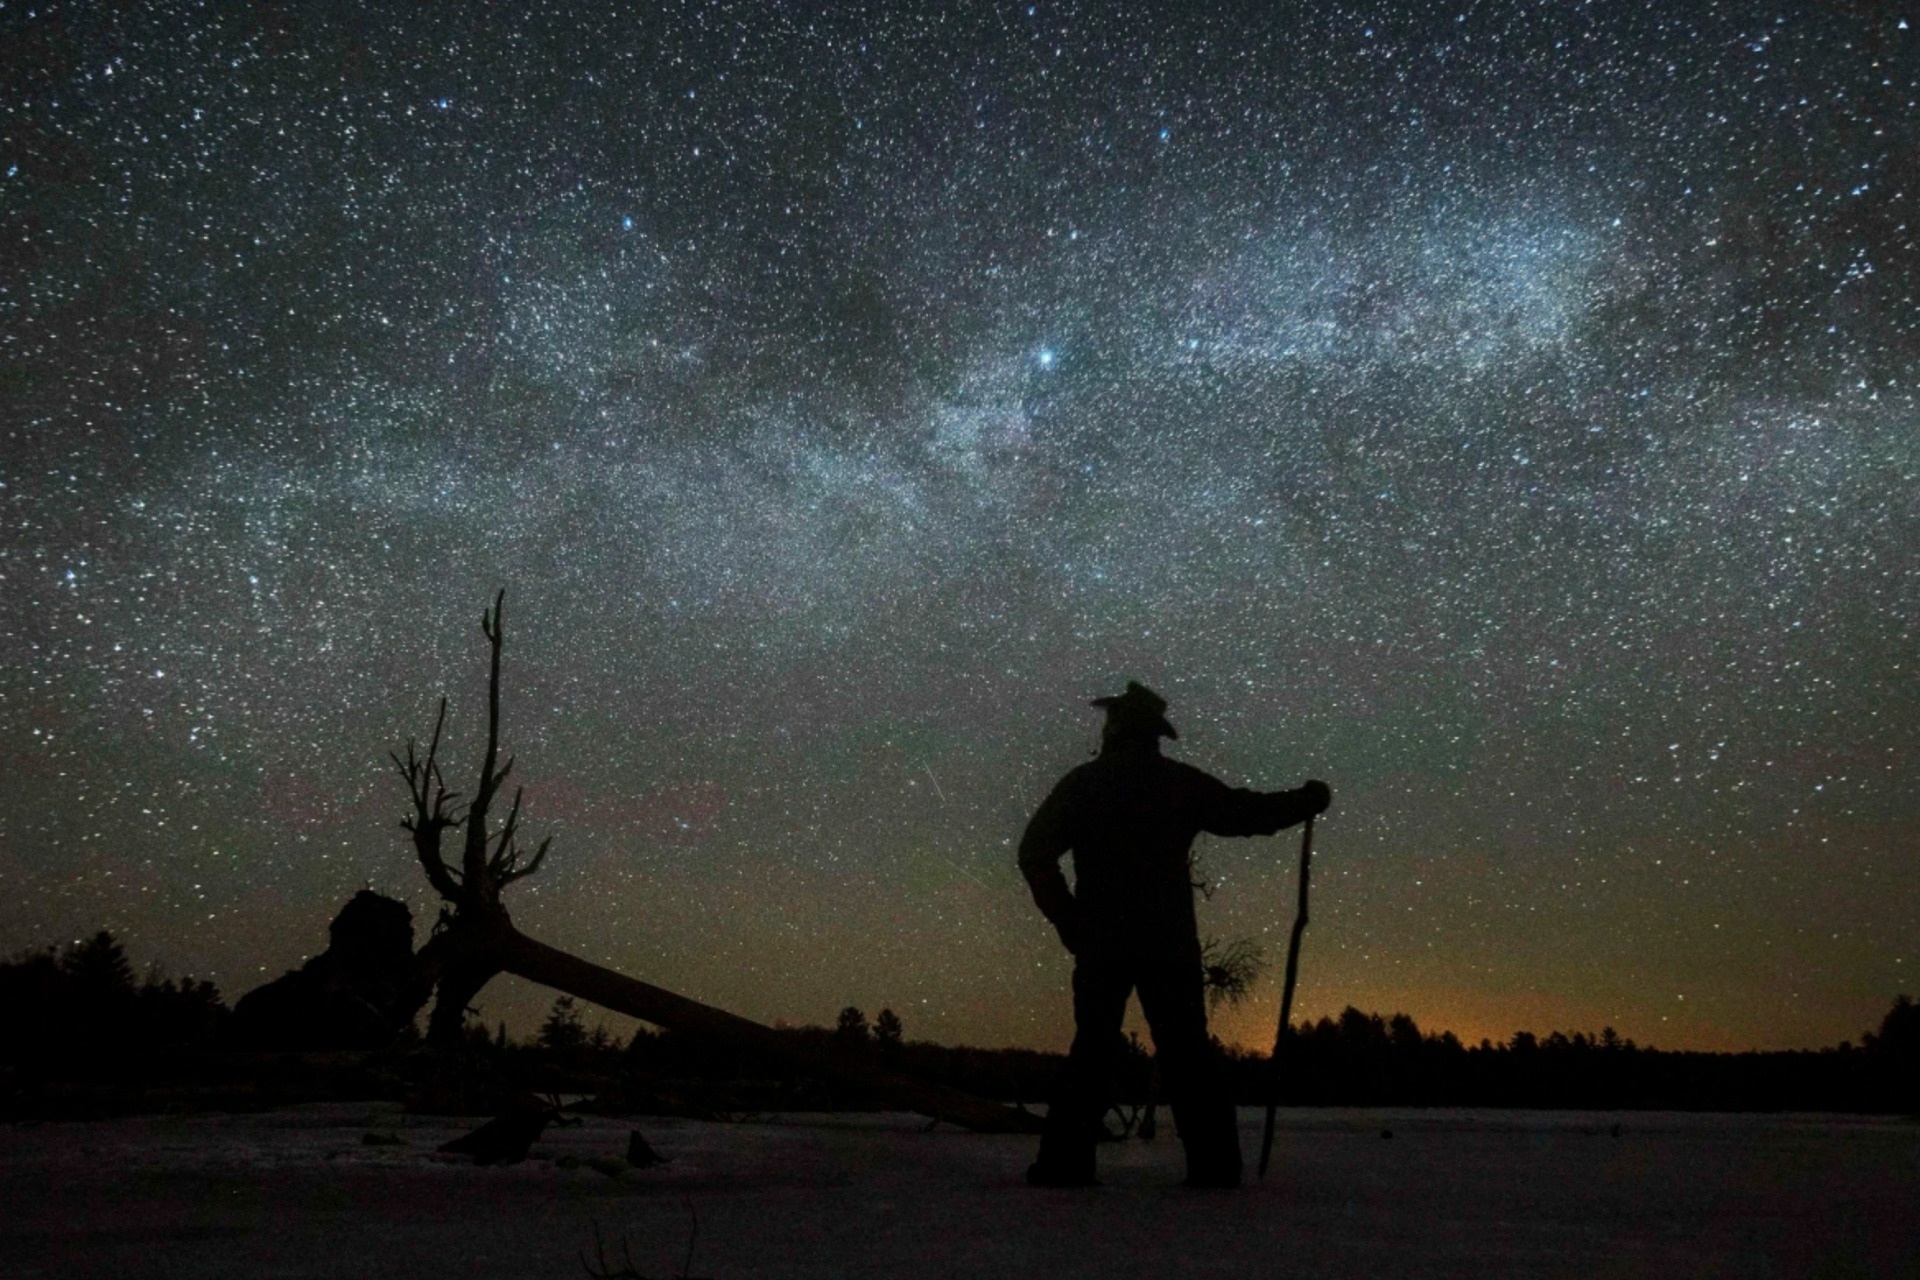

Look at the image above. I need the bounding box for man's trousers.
[1033,940,1240,1185]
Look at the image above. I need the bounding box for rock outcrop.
[232,891,426,1050]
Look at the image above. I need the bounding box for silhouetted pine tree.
[835,1006,870,1046]
[539,996,588,1055]
[63,932,136,997]
[874,1008,903,1054]
[1863,994,1918,1112]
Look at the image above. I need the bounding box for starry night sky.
[3,1,1916,1053]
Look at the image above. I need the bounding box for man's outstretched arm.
[1195,772,1331,838]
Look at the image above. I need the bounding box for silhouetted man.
[1020,681,1329,1188]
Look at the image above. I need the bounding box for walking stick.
[1258,815,1314,1179]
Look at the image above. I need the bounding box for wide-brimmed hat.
[1090,680,1178,740]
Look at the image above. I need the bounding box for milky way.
[3,2,1916,1050]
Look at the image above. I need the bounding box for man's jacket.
[1019,746,1321,952]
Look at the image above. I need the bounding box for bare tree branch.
[497,833,552,888]
[488,785,525,877]
[398,591,549,918]
[462,589,509,896]
[391,697,464,902]
[488,782,554,886]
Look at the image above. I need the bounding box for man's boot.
[1027,1127,1099,1186]
[1177,1100,1242,1188]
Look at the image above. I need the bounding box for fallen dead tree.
[393,592,1037,1134]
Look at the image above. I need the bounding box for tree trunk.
[494,928,1041,1135]
[426,959,501,1046]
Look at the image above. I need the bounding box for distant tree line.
[1216,1004,1919,1114]
[0,932,228,1084]
[578,1003,1069,1117]
[2,932,1915,1118]
[552,999,1920,1119]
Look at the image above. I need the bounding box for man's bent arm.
[1018,779,1082,950]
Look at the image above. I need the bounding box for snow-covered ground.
[3,1104,1915,1278]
